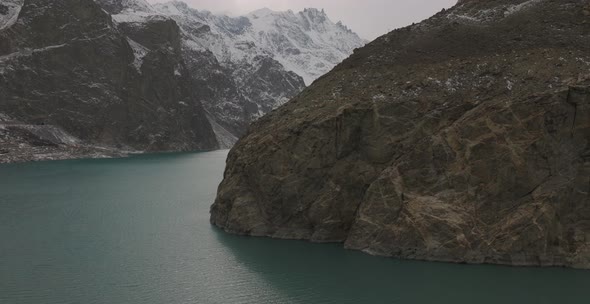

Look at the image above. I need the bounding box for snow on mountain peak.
[94,0,161,23]
[98,1,365,85]
[153,3,365,85]
[243,7,366,84]
[300,8,328,21]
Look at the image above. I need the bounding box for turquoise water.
[1,150,589,304]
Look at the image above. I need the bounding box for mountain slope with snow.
[154,1,367,85]
[104,0,365,145]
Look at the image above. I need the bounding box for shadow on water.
[212,226,590,304]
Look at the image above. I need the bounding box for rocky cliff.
[0,0,219,162]
[211,0,590,269]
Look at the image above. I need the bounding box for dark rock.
[0,5,9,15]
[211,0,590,268]
[0,0,219,161]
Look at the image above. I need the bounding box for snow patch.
[27,125,80,145]
[372,94,386,102]
[126,38,149,72]
[505,0,543,16]
[0,44,67,70]
[450,0,544,23]
[506,79,514,91]
[445,77,461,92]
[110,1,165,24]
[206,115,238,149]
[450,14,482,23]
[0,0,24,31]
[112,11,155,23]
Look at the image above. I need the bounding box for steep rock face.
[0,0,218,162]
[211,0,590,268]
[124,0,364,144]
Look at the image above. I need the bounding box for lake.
[1,150,589,304]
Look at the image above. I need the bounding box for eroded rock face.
[211,0,590,268]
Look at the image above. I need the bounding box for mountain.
[211,0,590,269]
[106,0,366,145]
[153,2,366,86]
[1,0,218,163]
[0,0,364,162]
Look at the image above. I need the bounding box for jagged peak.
[248,7,276,18]
[299,8,329,23]
[335,20,353,33]
[301,8,326,16]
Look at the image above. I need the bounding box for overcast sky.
[146,0,457,40]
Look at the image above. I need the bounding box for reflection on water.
[1,150,588,304]
[213,227,590,304]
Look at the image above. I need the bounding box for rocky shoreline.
[0,122,133,164]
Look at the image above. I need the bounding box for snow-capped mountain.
[99,0,366,85]
[153,1,367,85]
[98,0,365,145]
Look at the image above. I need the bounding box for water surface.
[1,151,589,304]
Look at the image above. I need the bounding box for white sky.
[146,0,457,40]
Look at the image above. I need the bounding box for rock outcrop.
[211,0,590,268]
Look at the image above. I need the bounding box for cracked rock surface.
[211,0,590,268]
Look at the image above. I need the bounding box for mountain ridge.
[1,0,219,163]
